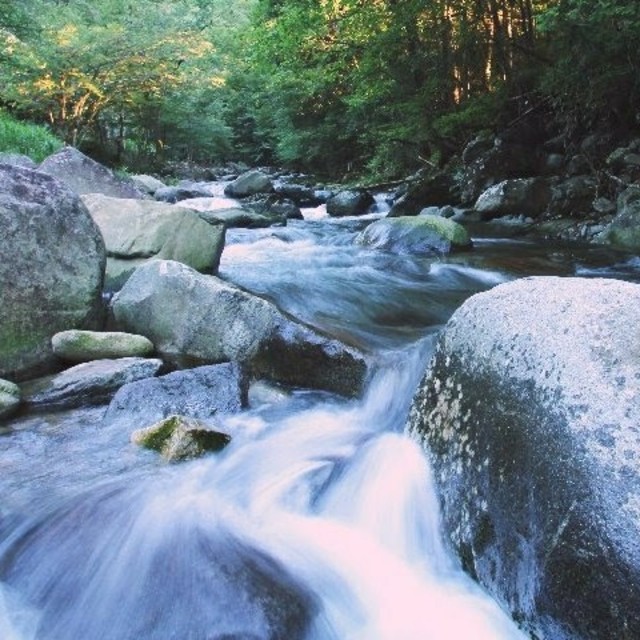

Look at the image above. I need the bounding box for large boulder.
[355,215,472,255]
[326,189,375,217]
[0,153,37,170]
[474,178,551,220]
[596,186,640,250]
[39,146,144,198]
[111,260,368,397]
[104,362,248,430]
[407,276,640,640]
[0,164,106,381]
[224,169,273,198]
[51,330,154,363]
[20,357,163,410]
[82,194,225,290]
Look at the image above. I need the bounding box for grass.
[0,110,63,163]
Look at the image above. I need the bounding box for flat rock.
[20,357,163,410]
[52,330,154,363]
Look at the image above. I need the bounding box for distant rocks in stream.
[0,163,106,381]
[407,276,640,640]
[326,189,375,217]
[224,169,274,198]
[110,260,368,398]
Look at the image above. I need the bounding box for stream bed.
[1,208,639,639]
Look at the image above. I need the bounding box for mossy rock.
[0,377,21,420]
[52,330,154,363]
[131,415,231,462]
[355,214,472,255]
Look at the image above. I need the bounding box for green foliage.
[0,109,63,162]
[537,0,640,132]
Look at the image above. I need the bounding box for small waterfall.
[0,345,526,639]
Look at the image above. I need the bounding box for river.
[1,200,639,639]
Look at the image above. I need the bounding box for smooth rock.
[326,190,375,217]
[407,276,640,640]
[596,186,640,250]
[224,170,273,198]
[0,164,106,381]
[130,174,166,195]
[0,153,37,169]
[356,215,472,255]
[104,362,247,430]
[52,330,154,363]
[39,146,144,198]
[111,260,368,397]
[82,193,225,289]
[20,357,163,410]
[131,414,231,461]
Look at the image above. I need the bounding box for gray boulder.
[355,215,472,255]
[326,189,375,217]
[0,378,21,421]
[596,186,640,250]
[82,193,225,290]
[52,330,154,363]
[131,414,231,462]
[20,357,162,410]
[130,174,166,195]
[154,181,219,203]
[224,170,273,198]
[111,260,368,397]
[39,146,144,198]
[0,153,37,169]
[0,164,106,381]
[104,362,247,430]
[274,182,319,206]
[407,276,640,640]
[474,178,551,220]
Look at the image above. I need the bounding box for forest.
[1,0,639,180]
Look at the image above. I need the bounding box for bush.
[0,110,63,162]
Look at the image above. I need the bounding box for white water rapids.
[3,194,640,639]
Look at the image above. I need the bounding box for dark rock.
[548,175,598,217]
[104,362,248,429]
[20,357,163,410]
[39,147,144,198]
[111,260,369,397]
[0,164,106,381]
[154,184,216,203]
[596,186,640,250]
[408,276,640,640]
[274,182,319,207]
[224,170,273,198]
[388,171,455,216]
[326,189,375,217]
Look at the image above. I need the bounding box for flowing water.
[2,199,640,639]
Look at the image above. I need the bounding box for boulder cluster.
[0,147,369,461]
